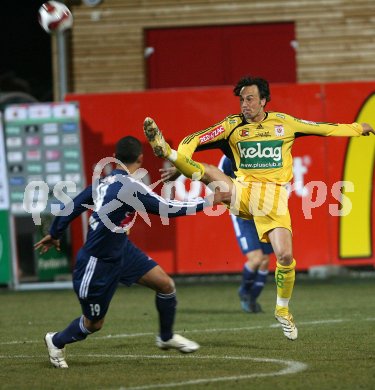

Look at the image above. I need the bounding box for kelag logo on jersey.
[237,140,283,169]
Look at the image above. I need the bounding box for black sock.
[155,290,177,342]
[52,316,91,349]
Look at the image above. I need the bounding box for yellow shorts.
[229,179,292,243]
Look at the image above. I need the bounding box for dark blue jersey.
[50,168,207,259]
[218,155,236,178]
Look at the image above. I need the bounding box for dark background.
[0,0,52,101]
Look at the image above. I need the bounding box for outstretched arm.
[120,175,226,217]
[49,185,94,239]
[34,186,94,254]
[290,114,364,137]
[177,117,232,158]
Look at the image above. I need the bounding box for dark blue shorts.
[73,248,123,320]
[230,215,274,255]
[73,241,158,320]
[119,240,158,286]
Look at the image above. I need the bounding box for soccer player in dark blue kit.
[35,136,224,368]
[218,156,273,314]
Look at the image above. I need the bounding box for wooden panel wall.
[63,0,375,94]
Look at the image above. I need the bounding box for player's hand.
[34,234,61,254]
[212,188,233,205]
[361,123,375,136]
[159,166,181,182]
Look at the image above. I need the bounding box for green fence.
[0,210,12,284]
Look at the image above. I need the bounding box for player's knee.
[157,276,175,294]
[201,163,214,183]
[84,317,105,333]
[202,164,224,183]
[260,255,270,270]
[246,252,264,268]
[276,251,293,266]
[246,258,259,269]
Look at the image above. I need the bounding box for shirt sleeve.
[177,116,232,158]
[119,176,208,217]
[289,115,363,137]
[49,185,93,239]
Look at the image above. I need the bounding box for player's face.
[239,85,266,122]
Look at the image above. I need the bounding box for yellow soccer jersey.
[178,112,363,184]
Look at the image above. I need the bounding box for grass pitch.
[0,276,375,389]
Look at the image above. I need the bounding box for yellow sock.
[275,259,296,316]
[168,150,205,180]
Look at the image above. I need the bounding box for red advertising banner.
[66,81,375,273]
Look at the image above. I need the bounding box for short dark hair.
[233,76,271,103]
[115,136,143,164]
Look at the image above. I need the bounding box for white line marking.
[0,353,308,389]
[97,355,306,389]
[1,317,373,346]
[0,355,42,359]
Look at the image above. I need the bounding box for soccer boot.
[156,334,200,353]
[239,296,263,313]
[44,332,68,368]
[143,117,171,158]
[238,288,251,312]
[238,288,262,313]
[249,301,263,313]
[274,312,298,340]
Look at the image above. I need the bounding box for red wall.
[146,23,296,88]
[66,81,375,273]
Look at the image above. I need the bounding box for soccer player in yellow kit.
[143,76,375,340]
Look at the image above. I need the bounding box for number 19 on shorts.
[90,303,101,317]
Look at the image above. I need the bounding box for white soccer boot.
[274,312,298,340]
[44,332,68,368]
[156,334,200,353]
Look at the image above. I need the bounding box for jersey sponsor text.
[237,140,283,169]
[199,125,224,144]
